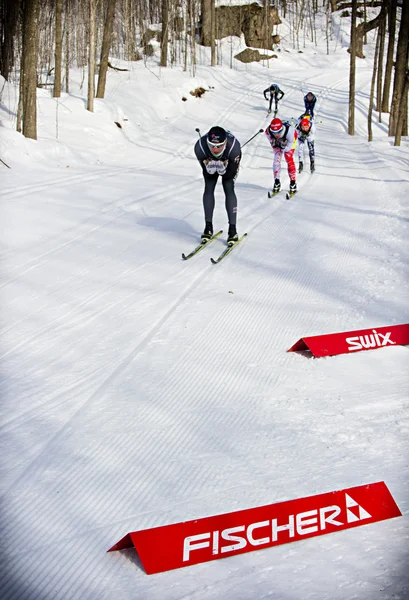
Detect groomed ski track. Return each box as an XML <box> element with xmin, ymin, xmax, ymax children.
<box><xmin>1</xmin><ymin>56</ymin><xmax>408</xmax><ymax>600</ymax></box>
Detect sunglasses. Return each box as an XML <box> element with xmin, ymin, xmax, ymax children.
<box><xmin>208</xmin><ymin>140</ymin><xmax>226</xmax><ymax>148</ymax></box>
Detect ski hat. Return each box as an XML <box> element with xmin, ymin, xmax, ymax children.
<box><xmin>207</xmin><ymin>126</ymin><xmax>227</xmax><ymax>146</ymax></box>
<box><xmin>300</xmin><ymin>118</ymin><xmax>311</xmax><ymax>130</ymax></box>
<box><xmin>306</xmin><ymin>92</ymin><xmax>314</xmax><ymax>100</ymax></box>
<box><xmin>269</xmin><ymin>118</ymin><xmax>284</xmax><ymax>135</ymax></box>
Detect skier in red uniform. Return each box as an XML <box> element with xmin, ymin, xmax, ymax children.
<box><xmin>265</xmin><ymin>117</ymin><xmax>298</xmax><ymax>195</ymax></box>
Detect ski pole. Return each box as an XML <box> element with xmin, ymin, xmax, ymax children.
<box><xmin>195</xmin><ymin>127</ymin><xmax>201</xmax><ymax>138</ymax></box>
<box><xmin>241</xmin><ymin>129</ymin><xmax>264</xmax><ymax>148</ymax></box>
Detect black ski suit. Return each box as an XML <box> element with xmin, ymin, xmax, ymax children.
<box><xmin>194</xmin><ymin>132</ymin><xmax>242</xmax><ymax>226</ymax></box>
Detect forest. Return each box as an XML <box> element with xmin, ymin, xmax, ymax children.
<box><xmin>0</xmin><ymin>0</ymin><xmax>407</xmax><ymax>144</ymax></box>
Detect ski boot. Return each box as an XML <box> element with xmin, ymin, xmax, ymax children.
<box><xmin>201</xmin><ymin>221</ymin><xmax>213</xmax><ymax>243</ymax></box>
<box><xmin>299</xmin><ymin>161</ymin><xmax>303</xmax><ymax>173</ymax></box>
<box><xmin>273</xmin><ymin>178</ymin><xmax>281</xmax><ymax>193</ymax></box>
<box><xmin>289</xmin><ymin>180</ymin><xmax>297</xmax><ymax>193</ymax></box>
<box><xmin>227</xmin><ymin>224</ymin><xmax>239</xmax><ymax>247</ymax></box>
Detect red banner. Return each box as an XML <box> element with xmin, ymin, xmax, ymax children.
<box><xmin>287</xmin><ymin>323</ymin><xmax>409</xmax><ymax>358</ymax></box>
<box><xmin>108</xmin><ymin>481</ymin><xmax>401</xmax><ymax>574</ymax></box>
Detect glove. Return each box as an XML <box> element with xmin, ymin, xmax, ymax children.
<box><xmin>204</xmin><ymin>159</ymin><xmax>217</xmax><ymax>174</ymax></box>
<box><xmin>204</xmin><ymin>159</ymin><xmax>228</xmax><ymax>175</ymax></box>
<box><xmin>216</xmin><ymin>160</ymin><xmax>228</xmax><ymax>175</ymax></box>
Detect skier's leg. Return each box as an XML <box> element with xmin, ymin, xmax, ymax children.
<box><xmin>273</xmin><ymin>148</ymin><xmax>283</xmax><ymax>180</ymax></box>
<box><xmin>284</xmin><ymin>148</ymin><xmax>296</xmax><ymax>181</ymax></box>
<box><xmin>298</xmin><ymin>137</ymin><xmax>305</xmax><ymax>162</ymax></box>
<box><xmin>202</xmin><ymin>173</ymin><xmax>218</xmax><ymax>223</ymax></box>
<box><xmin>308</xmin><ymin>139</ymin><xmax>315</xmax><ymax>162</ymax></box>
<box><xmin>221</xmin><ymin>177</ymin><xmax>238</xmax><ymax>226</ymax></box>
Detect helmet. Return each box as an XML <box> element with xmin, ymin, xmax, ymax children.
<box><xmin>269</xmin><ymin>118</ymin><xmax>284</xmax><ymax>135</ymax></box>
<box><xmin>300</xmin><ymin>118</ymin><xmax>311</xmax><ymax>130</ymax></box>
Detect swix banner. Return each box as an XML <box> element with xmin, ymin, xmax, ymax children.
<box><xmin>287</xmin><ymin>323</ymin><xmax>409</xmax><ymax>358</ymax></box>
<box><xmin>108</xmin><ymin>481</ymin><xmax>401</xmax><ymax>574</ymax></box>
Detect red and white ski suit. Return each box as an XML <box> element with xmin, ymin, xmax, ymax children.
<box><xmin>265</xmin><ymin>123</ymin><xmax>298</xmax><ymax>181</ymax></box>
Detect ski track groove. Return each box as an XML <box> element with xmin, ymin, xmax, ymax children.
<box><xmin>2</xmin><ymin>68</ymin><xmax>408</xmax><ymax>600</ymax></box>
<box><xmin>0</xmin><ymin>174</ymin><xmax>201</xmax><ymax>289</ymax></box>
<box><xmin>0</xmin><ymin>247</ymin><xmax>239</xmax><ymax>497</ymax></box>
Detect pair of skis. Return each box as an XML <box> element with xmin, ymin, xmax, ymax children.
<box><xmin>268</xmin><ymin>189</ymin><xmax>297</xmax><ymax>200</ymax></box>
<box><xmin>266</xmin><ymin>109</ymin><xmax>278</xmax><ymax>119</ymax></box>
<box><xmin>182</xmin><ymin>230</ymin><xmax>247</xmax><ymax>264</ymax></box>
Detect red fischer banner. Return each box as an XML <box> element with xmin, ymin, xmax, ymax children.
<box><xmin>108</xmin><ymin>481</ymin><xmax>401</xmax><ymax>574</ymax></box>
<box><xmin>287</xmin><ymin>323</ymin><xmax>409</xmax><ymax>358</ymax></box>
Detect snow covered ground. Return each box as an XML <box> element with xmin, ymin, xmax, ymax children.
<box><xmin>1</xmin><ymin>9</ymin><xmax>408</xmax><ymax>600</ymax></box>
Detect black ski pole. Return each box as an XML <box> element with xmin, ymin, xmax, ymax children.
<box><xmin>241</xmin><ymin>129</ymin><xmax>264</xmax><ymax>148</ymax></box>
<box><xmin>195</xmin><ymin>127</ymin><xmax>201</xmax><ymax>138</ymax></box>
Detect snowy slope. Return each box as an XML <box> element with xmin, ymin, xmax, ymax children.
<box><xmin>1</xmin><ymin>11</ymin><xmax>409</xmax><ymax>600</ymax></box>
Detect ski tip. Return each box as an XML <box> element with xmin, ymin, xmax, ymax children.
<box><xmin>182</xmin><ymin>253</ymin><xmax>187</xmax><ymax>260</ymax></box>
<box><xmin>210</xmin><ymin>258</ymin><xmax>217</xmax><ymax>264</ymax></box>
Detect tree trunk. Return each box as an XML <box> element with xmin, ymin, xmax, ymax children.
<box><xmin>160</xmin><ymin>0</ymin><xmax>168</xmax><ymax>67</ymax></box>
<box><xmin>20</xmin><ymin>0</ymin><xmax>39</xmax><ymax>139</ymax></box>
<box><xmin>394</xmin><ymin>75</ymin><xmax>408</xmax><ymax>146</ymax></box>
<box><xmin>348</xmin><ymin>0</ymin><xmax>357</xmax><ymax>135</ymax></box>
<box><xmin>381</xmin><ymin>0</ymin><xmax>397</xmax><ymax>112</ymax></box>
<box><xmin>375</xmin><ymin>4</ymin><xmax>386</xmax><ymax>116</ymax></box>
<box><xmin>389</xmin><ymin>0</ymin><xmax>409</xmax><ymax>136</ymax></box>
<box><xmin>368</xmin><ymin>26</ymin><xmax>380</xmax><ymax>141</ymax></box>
<box><xmin>65</xmin><ymin>0</ymin><xmax>70</xmax><ymax>93</ymax></box>
<box><xmin>354</xmin><ymin>0</ymin><xmax>387</xmax><ymax>59</ymax></box>
<box><xmin>87</xmin><ymin>0</ymin><xmax>96</xmax><ymax>112</ymax></box>
<box><xmin>53</xmin><ymin>0</ymin><xmax>63</xmax><ymax>97</ymax></box>
<box><xmin>96</xmin><ymin>0</ymin><xmax>117</xmax><ymax>98</ymax></box>
<box><xmin>210</xmin><ymin>0</ymin><xmax>215</xmax><ymax>66</ymax></box>
<box><xmin>201</xmin><ymin>0</ymin><xmax>211</xmax><ymax>46</ymax></box>
<box><xmin>0</xmin><ymin>0</ymin><xmax>22</xmax><ymax>80</ymax></box>
<box><xmin>189</xmin><ymin>0</ymin><xmax>196</xmax><ymax>76</ymax></box>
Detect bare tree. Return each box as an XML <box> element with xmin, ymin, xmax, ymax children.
<box><xmin>53</xmin><ymin>0</ymin><xmax>63</xmax><ymax>97</ymax></box>
<box><xmin>18</xmin><ymin>0</ymin><xmax>40</xmax><ymax>139</ymax></box>
<box><xmin>87</xmin><ymin>0</ymin><xmax>96</xmax><ymax>111</ymax></box>
<box><xmin>348</xmin><ymin>0</ymin><xmax>357</xmax><ymax>135</ymax></box>
<box><xmin>96</xmin><ymin>0</ymin><xmax>117</xmax><ymax>98</ymax></box>
<box><xmin>381</xmin><ymin>0</ymin><xmax>397</xmax><ymax>112</ymax></box>
<box><xmin>354</xmin><ymin>0</ymin><xmax>388</xmax><ymax>58</ymax></box>
<box><xmin>65</xmin><ymin>0</ymin><xmax>70</xmax><ymax>92</ymax></box>
<box><xmin>0</xmin><ymin>0</ymin><xmax>22</xmax><ymax>80</ymax></box>
<box><xmin>389</xmin><ymin>0</ymin><xmax>409</xmax><ymax>140</ymax></box>
<box><xmin>375</xmin><ymin>1</ymin><xmax>386</xmax><ymax>118</ymax></box>
<box><xmin>368</xmin><ymin>26</ymin><xmax>381</xmax><ymax>141</ymax></box>
<box><xmin>160</xmin><ymin>0</ymin><xmax>168</xmax><ymax>67</ymax></box>
<box><xmin>394</xmin><ymin>74</ymin><xmax>408</xmax><ymax>146</ymax></box>
<box><xmin>201</xmin><ymin>0</ymin><xmax>211</xmax><ymax>45</ymax></box>
<box><xmin>210</xmin><ymin>0</ymin><xmax>215</xmax><ymax>66</ymax></box>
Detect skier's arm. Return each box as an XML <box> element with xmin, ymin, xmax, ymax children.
<box><xmin>195</xmin><ymin>138</ymin><xmax>214</xmax><ymax>175</ymax></box>
<box><xmin>224</xmin><ymin>139</ymin><xmax>242</xmax><ymax>178</ymax></box>
<box><xmin>283</xmin><ymin>127</ymin><xmax>297</xmax><ymax>153</ymax></box>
